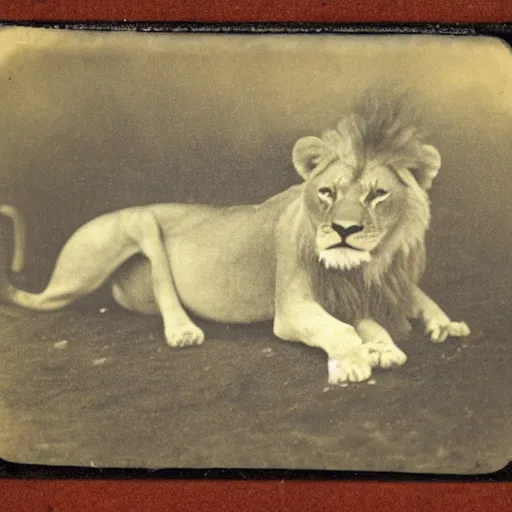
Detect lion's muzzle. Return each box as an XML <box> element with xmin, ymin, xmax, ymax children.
<box><xmin>329</xmin><ymin>222</ymin><xmax>365</xmax><ymax>250</ymax></box>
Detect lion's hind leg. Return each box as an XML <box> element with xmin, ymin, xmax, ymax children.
<box><xmin>119</xmin><ymin>208</ymin><xmax>205</xmax><ymax>348</ymax></box>
<box><xmin>1</xmin><ymin>207</ymin><xmax>205</xmax><ymax>348</ymax></box>
<box><xmin>110</xmin><ymin>254</ymin><xmax>205</xmax><ymax>348</ymax></box>
<box><xmin>356</xmin><ymin>318</ymin><xmax>408</xmax><ymax>370</ymax></box>
<box><xmin>0</xmin><ymin>212</ymin><xmax>142</xmax><ymax>311</ymax></box>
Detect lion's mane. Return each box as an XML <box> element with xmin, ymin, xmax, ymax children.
<box><xmin>299</xmin><ymin>92</ymin><xmax>433</xmax><ymax>330</ymax></box>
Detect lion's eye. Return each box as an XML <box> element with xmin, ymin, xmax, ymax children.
<box><xmin>366</xmin><ymin>188</ymin><xmax>390</xmax><ymax>204</ymax></box>
<box><xmin>318</xmin><ymin>187</ymin><xmax>336</xmax><ymax>203</ymax></box>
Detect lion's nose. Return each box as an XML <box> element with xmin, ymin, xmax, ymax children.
<box><xmin>331</xmin><ymin>222</ymin><xmax>364</xmax><ymax>238</ymax></box>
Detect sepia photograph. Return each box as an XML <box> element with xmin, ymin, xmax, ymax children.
<box><xmin>0</xmin><ymin>27</ymin><xmax>510</xmax><ymax>473</ymax></box>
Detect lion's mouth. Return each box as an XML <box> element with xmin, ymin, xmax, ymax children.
<box><xmin>319</xmin><ymin>245</ymin><xmax>372</xmax><ymax>270</ymax></box>
<box><xmin>327</xmin><ymin>241</ymin><xmax>364</xmax><ymax>251</ymax></box>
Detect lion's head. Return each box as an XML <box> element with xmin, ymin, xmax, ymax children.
<box><xmin>292</xmin><ymin>94</ymin><xmax>440</xmax><ymax>328</ymax></box>
<box><xmin>293</xmin><ymin>94</ymin><xmax>439</xmax><ymax>275</ymax></box>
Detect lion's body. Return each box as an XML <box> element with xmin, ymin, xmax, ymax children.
<box><xmin>0</xmin><ymin>93</ymin><xmax>470</xmax><ymax>384</ymax></box>
<box><xmin>114</xmin><ymin>183</ymin><xmax>423</xmax><ymax>333</ymax></box>
<box><xmin>112</xmin><ymin>186</ymin><xmax>302</xmax><ymax>323</ymax></box>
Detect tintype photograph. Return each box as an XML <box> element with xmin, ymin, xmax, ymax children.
<box><xmin>0</xmin><ymin>27</ymin><xmax>510</xmax><ymax>473</ymax></box>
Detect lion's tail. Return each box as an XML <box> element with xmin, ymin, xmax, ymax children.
<box><xmin>0</xmin><ymin>204</ymin><xmax>26</xmax><ymax>274</ymax></box>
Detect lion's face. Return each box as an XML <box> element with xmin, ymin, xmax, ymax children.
<box><xmin>292</xmin><ymin>114</ymin><xmax>441</xmax><ymax>272</ymax></box>
<box><xmin>304</xmin><ymin>159</ymin><xmax>405</xmax><ymax>270</ymax></box>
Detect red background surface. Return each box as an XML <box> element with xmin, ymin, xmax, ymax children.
<box><xmin>0</xmin><ymin>0</ymin><xmax>511</xmax><ymax>22</ymax></box>
<box><xmin>0</xmin><ymin>480</ymin><xmax>511</xmax><ymax>511</ymax></box>
<box><xmin>0</xmin><ymin>0</ymin><xmax>511</xmax><ymax>510</ymax></box>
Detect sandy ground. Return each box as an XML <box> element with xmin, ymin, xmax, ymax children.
<box><xmin>0</xmin><ymin>30</ymin><xmax>510</xmax><ymax>473</ymax></box>
<box><xmin>0</xmin><ymin>246</ymin><xmax>510</xmax><ymax>473</ymax></box>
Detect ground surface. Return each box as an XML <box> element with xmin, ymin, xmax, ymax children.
<box><xmin>0</xmin><ymin>254</ymin><xmax>510</xmax><ymax>473</ymax></box>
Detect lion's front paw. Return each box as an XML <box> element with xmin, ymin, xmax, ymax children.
<box><xmin>165</xmin><ymin>323</ymin><xmax>205</xmax><ymax>347</ymax></box>
<box><xmin>356</xmin><ymin>319</ymin><xmax>407</xmax><ymax>370</ymax></box>
<box><xmin>425</xmin><ymin>315</ymin><xmax>471</xmax><ymax>343</ymax></box>
<box><xmin>328</xmin><ymin>348</ymin><xmax>372</xmax><ymax>384</ymax></box>
<box><xmin>366</xmin><ymin>340</ymin><xmax>408</xmax><ymax>369</ymax></box>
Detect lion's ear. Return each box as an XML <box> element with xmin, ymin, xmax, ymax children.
<box><xmin>292</xmin><ymin>136</ymin><xmax>336</xmax><ymax>180</ymax></box>
<box><xmin>409</xmin><ymin>144</ymin><xmax>441</xmax><ymax>190</ymax></box>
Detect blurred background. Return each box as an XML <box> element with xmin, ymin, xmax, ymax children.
<box><xmin>0</xmin><ymin>28</ymin><xmax>510</xmax><ymax>472</ymax></box>
<box><xmin>0</xmin><ymin>30</ymin><xmax>510</xmax><ymax>285</ymax></box>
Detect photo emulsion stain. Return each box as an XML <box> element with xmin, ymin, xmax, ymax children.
<box><xmin>0</xmin><ymin>28</ymin><xmax>510</xmax><ymax>473</ymax></box>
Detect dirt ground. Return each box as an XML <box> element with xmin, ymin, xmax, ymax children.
<box><xmin>0</xmin><ymin>237</ymin><xmax>510</xmax><ymax>473</ymax></box>
<box><xmin>0</xmin><ymin>30</ymin><xmax>511</xmax><ymax>474</ymax></box>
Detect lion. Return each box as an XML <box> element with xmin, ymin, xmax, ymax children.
<box><xmin>0</xmin><ymin>93</ymin><xmax>470</xmax><ymax>385</ymax></box>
